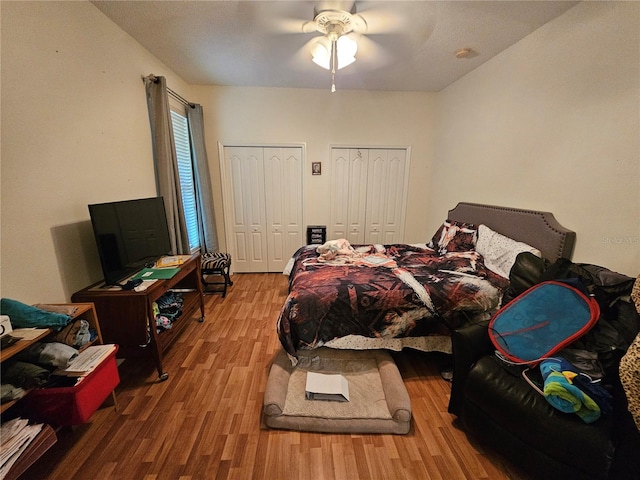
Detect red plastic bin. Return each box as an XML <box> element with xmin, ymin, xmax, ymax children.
<box><xmin>24</xmin><ymin>345</ymin><xmax>119</xmax><ymax>426</ymax></box>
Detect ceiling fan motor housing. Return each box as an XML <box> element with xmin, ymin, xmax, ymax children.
<box><xmin>314</xmin><ymin>9</ymin><xmax>363</xmax><ymax>39</ymax></box>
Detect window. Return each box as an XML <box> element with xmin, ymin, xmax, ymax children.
<box><xmin>170</xmin><ymin>110</ymin><xmax>200</xmax><ymax>252</ymax></box>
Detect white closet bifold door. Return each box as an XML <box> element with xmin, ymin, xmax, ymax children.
<box><xmin>264</xmin><ymin>147</ymin><xmax>303</xmax><ymax>272</ymax></box>
<box><xmin>366</xmin><ymin>149</ymin><xmax>407</xmax><ymax>244</ymax></box>
<box><xmin>223</xmin><ymin>146</ymin><xmax>303</xmax><ymax>273</ymax></box>
<box><xmin>330</xmin><ymin>147</ymin><xmax>408</xmax><ymax>245</ymax></box>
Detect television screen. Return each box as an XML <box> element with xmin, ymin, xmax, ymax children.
<box><xmin>89</xmin><ymin>197</ymin><xmax>172</xmax><ymax>285</ymax></box>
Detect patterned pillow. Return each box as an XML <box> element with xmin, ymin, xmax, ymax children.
<box><xmin>476</xmin><ymin>224</ymin><xmax>541</xmax><ymax>278</ymax></box>
<box><xmin>428</xmin><ymin>220</ymin><xmax>477</xmax><ymax>255</ymax></box>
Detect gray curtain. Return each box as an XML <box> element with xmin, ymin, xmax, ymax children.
<box><xmin>143</xmin><ymin>75</ymin><xmax>190</xmax><ymax>255</ymax></box>
<box><xmin>187</xmin><ymin>105</ymin><xmax>219</xmax><ymax>253</ymax></box>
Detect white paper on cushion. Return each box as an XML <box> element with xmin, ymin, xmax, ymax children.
<box><xmin>476</xmin><ymin>224</ymin><xmax>542</xmax><ymax>279</ymax></box>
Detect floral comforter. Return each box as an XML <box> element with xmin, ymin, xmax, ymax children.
<box><xmin>277</xmin><ymin>242</ymin><xmax>509</xmax><ymax>358</ymax></box>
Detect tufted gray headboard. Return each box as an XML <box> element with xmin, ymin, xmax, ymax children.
<box><xmin>448</xmin><ymin>202</ymin><xmax>576</xmax><ymax>263</ymax></box>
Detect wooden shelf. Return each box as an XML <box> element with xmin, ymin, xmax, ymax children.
<box><xmin>1</xmin><ymin>302</ymin><xmax>114</xmax><ymax>479</ymax></box>
<box><xmin>0</xmin><ymin>329</ymin><xmax>51</xmax><ymax>363</ymax></box>
<box><xmin>71</xmin><ymin>254</ymin><xmax>205</xmax><ymax>381</ymax></box>
<box><xmin>1</xmin><ymin>328</ymin><xmax>53</xmax><ymax>416</ymax></box>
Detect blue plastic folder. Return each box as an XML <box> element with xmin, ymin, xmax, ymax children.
<box><xmin>132</xmin><ymin>267</ymin><xmax>180</xmax><ymax>281</ymax></box>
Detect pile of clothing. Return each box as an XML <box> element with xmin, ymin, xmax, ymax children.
<box><xmin>502</xmin><ymin>255</ymin><xmax>640</xmax><ymax>424</ymax></box>
<box><xmin>539</xmin><ymin>354</ymin><xmax>612</xmax><ymax>423</ymax></box>
<box><xmin>539</xmin><ymin>274</ymin><xmax>640</xmax><ymax>427</ymax></box>
<box><xmin>2</xmin><ymin>341</ymin><xmax>80</xmax><ymax>402</ymax></box>
<box><xmin>0</xmin><ymin>301</ymin><xmax>98</xmax><ymax>403</ymax></box>
<box><xmin>153</xmin><ymin>291</ymin><xmax>183</xmax><ymax>333</ymax></box>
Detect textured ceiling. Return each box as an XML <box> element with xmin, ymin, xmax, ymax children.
<box><xmin>92</xmin><ymin>0</ymin><xmax>578</xmax><ymax>92</ymax></box>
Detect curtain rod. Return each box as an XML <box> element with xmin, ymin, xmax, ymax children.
<box><xmin>167</xmin><ymin>88</ymin><xmax>195</xmax><ymax>109</ymax></box>
<box><xmin>143</xmin><ymin>74</ymin><xmax>195</xmax><ymax>108</ymax></box>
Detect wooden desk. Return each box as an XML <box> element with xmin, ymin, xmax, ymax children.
<box><xmin>71</xmin><ymin>254</ymin><xmax>204</xmax><ymax>381</ymax></box>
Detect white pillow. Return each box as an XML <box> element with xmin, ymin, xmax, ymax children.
<box><xmin>476</xmin><ymin>224</ymin><xmax>542</xmax><ymax>279</ymax></box>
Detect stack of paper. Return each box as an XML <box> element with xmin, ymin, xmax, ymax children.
<box><xmin>0</xmin><ymin>418</ymin><xmax>43</xmax><ymax>478</ymax></box>
<box><xmin>305</xmin><ymin>371</ymin><xmax>350</xmax><ymax>402</ymax></box>
<box><xmin>155</xmin><ymin>255</ymin><xmax>191</xmax><ymax>268</ymax></box>
<box><xmin>56</xmin><ymin>344</ymin><xmax>116</xmax><ymax>377</ymax></box>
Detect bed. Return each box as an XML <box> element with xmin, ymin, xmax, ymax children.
<box><xmin>277</xmin><ymin>202</ymin><xmax>576</xmax><ymax>361</ymax></box>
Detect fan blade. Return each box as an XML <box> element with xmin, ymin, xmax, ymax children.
<box><xmin>289</xmin><ymin>37</ymin><xmax>324</xmax><ymax>70</ymax></box>
<box><xmin>350</xmin><ymin>13</ymin><xmax>368</xmax><ymax>34</ymax></box>
<box><xmin>266</xmin><ymin>16</ymin><xmax>317</xmax><ymax>34</ymax></box>
<box><xmin>353</xmin><ymin>4</ymin><xmax>404</xmax><ymax>35</ymax></box>
<box><xmin>302</xmin><ymin>20</ymin><xmax>318</xmax><ymax>34</ymax></box>
<box><xmin>352</xmin><ymin>34</ymin><xmax>393</xmax><ymax>69</ymax></box>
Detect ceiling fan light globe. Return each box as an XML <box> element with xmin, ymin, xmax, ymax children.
<box><xmin>312</xmin><ymin>56</ymin><xmax>331</xmax><ymax>70</ymax></box>
<box><xmin>337</xmin><ymin>55</ymin><xmax>356</xmax><ymax>70</ymax></box>
<box><xmin>336</xmin><ymin>35</ymin><xmax>357</xmax><ymax>69</ymax></box>
<box><xmin>338</xmin><ymin>35</ymin><xmax>357</xmax><ymax>55</ymax></box>
<box><xmin>311</xmin><ymin>42</ymin><xmax>330</xmax><ymax>70</ymax></box>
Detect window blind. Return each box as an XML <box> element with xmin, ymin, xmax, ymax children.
<box><xmin>170</xmin><ymin>110</ymin><xmax>199</xmax><ymax>252</ymax></box>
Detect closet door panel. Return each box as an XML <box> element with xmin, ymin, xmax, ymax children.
<box><xmin>225</xmin><ymin>147</ymin><xmax>268</xmax><ymax>272</ymax></box>
<box><xmin>228</xmin><ymin>148</ymin><xmax>250</xmax><ymax>267</ymax></box>
<box><xmin>365</xmin><ymin>150</ymin><xmax>389</xmax><ymax>244</ymax></box>
<box><xmin>234</xmin><ymin>232</ymin><xmax>248</xmax><ymax>262</ymax></box>
<box><xmin>330</xmin><ymin>149</ymin><xmax>350</xmax><ymax>240</ymax></box>
<box><xmin>330</xmin><ymin>146</ymin><xmax>408</xmax><ymax>246</ymax></box>
<box><xmin>347</xmin><ymin>149</ymin><xmax>368</xmax><ymax>244</ymax></box>
<box><xmin>361</xmin><ymin>148</ymin><xmax>408</xmax><ymax>244</ymax></box>
<box><xmin>264</xmin><ymin>148</ymin><xmax>284</xmax><ymax>269</ymax></box>
<box><xmin>264</xmin><ymin>147</ymin><xmax>303</xmax><ymax>271</ymax></box>
<box><xmin>250</xmin><ymin>230</ymin><xmax>267</xmax><ymax>264</ymax></box>
<box><xmin>381</xmin><ymin>149</ymin><xmax>407</xmax><ymax>243</ymax></box>
<box><xmin>281</xmin><ymin>148</ymin><xmax>303</xmax><ymax>262</ymax></box>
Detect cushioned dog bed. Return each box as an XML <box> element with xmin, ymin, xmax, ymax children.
<box><xmin>263</xmin><ymin>348</ymin><xmax>411</xmax><ymax>434</ymax></box>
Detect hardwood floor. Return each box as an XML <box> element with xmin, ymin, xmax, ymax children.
<box><xmin>26</xmin><ymin>273</ymin><xmax>529</xmax><ymax>480</ymax></box>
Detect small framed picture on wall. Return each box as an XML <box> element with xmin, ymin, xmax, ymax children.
<box><xmin>312</xmin><ymin>162</ymin><xmax>322</xmax><ymax>175</ymax></box>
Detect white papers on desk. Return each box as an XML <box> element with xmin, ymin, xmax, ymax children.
<box><xmin>305</xmin><ymin>371</ymin><xmax>350</xmax><ymax>402</ymax></box>
<box><xmin>134</xmin><ymin>279</ymin><xmax>158</xmax><ymax>292</ymax></box>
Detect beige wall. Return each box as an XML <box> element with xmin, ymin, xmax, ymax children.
<box><xmin>190</xmin><ymin>85</ymin><xmax>436</xmax><ymax>253</ymax></box>
<box><xmin>1</xmin><ymin>1</ymin><xmax>435</xmax><ymax>303</ymax></box>
<box><xmin>431</xmin><ymin>1</ymin><xmax>639</xmax><ymax>276</ymax></box>
<box><xmin>1</xmin><ymin>1</ymin><xmax>638</xmax><ymax>305</ymax></box>
<box><xmin>1</xmin><ymin>1</ymin><xmax>191</xmax><ymax>302</ymax></box>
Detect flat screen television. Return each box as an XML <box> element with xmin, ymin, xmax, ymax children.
<box><xmin>88</xmin><ymin>197</ymin><xmax>172</xmax><ymax>285</ymax></box>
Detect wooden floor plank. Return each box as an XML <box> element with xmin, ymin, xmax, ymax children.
<box><xmin>24</xmin><ymin>273</ymin><xmax>529</xmax><ymax>480</ymax></box>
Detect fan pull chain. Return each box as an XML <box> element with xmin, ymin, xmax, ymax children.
<box><xmin>330</xmin><ymin>37</ymin><xmax>337</xmax><ymax>92</ymax></box>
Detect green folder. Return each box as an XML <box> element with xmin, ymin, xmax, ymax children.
<box><xmin>132</xmin><ymin>267</ymin><xmax>180</xmax><ymax>281</ymax></box>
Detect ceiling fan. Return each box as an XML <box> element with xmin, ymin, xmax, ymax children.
<box><xmin>308</xmin><ymin>9</ymin><xmax>364</xmax><ymax>63</ymax></box>
<box><xmin>272</xmin><ymin>1</ymin><xmax>400</xmax><ymax>92</ymax></box>
<box><xmin>306</xmin><ymin>6</ymin><xmax>366</xmax><ymax>91</ymax></box>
